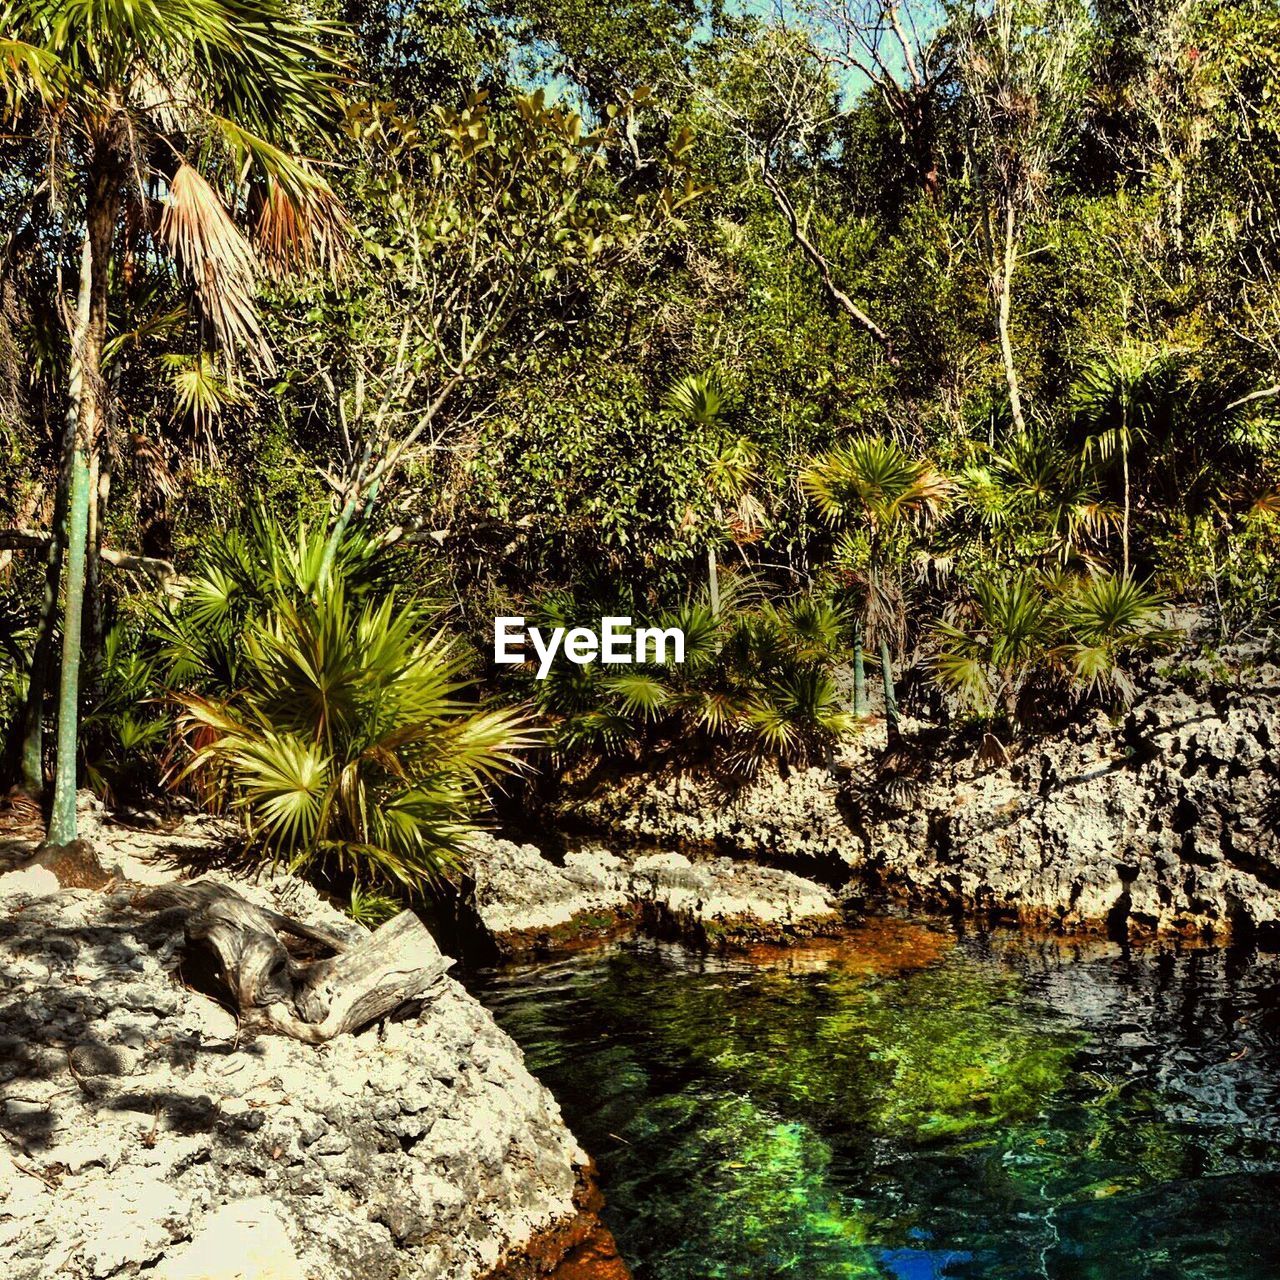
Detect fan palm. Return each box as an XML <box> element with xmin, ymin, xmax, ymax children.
<box><xmin>1072</xmin><ymin>342</ymin><xmax>1179</xmax><ymax>577</ymax></box>
<box><xmin>531</xmin><ymin>593</ymin><xmax>851</xmax><ymax>775</ymax></box>
<box><xmin>801</xmin><ymin>436</ymin><xmax>949</xmax><ymax>732</ymax></box>
<box><xmin>959</xmin><ymin>430</ymin><xmax>1112</xmax><ymax>567</ymax></box>
<box><xmin>929</xmin><ymin>571</ymin><xmax>1178</xmax><ymax>734</ymax></box>
<box><xmin>666</xmin><ymin>371</ymin><xmax>763</xmax><ymax>615</ymax></box>
<box><xmin>177</xmin><ymin>586</ymin><xmax>533</xmax><ymax>891</ymax></box>
<box><xmin>149</xmin><ymin>509</ymin><xmax>403</xmax><ymax>694</ymax></box>
<box><xmin>929</xmin><ymin>573</ymin><xmax>1058</xmax><ymax>726</ymax></box>
<box><xmin>3</xmin><ymin>0</ymin><xmax>349</xmax><ymax>842</ymax></box>
<box><xmin>1056</xmin><ymin>574</ymin><xmax>1178</xmax><ymax>703</ymax></box>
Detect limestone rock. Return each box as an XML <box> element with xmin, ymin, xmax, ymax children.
<box><xmin>0</xmin><ymin>873</ymin><xmax>594</xmax><ymax>1279</ymax></box>
<box><xmin>561</xmin><ymin>659</ymin><xmax>1280</xmax><ymax>941</ymax></box>
<box><xmin>565</xmin><ymin>764</ymin><xmax>858</xmax><ymax>875</ymax></box>
<box><xmin>0</xmin><ymin>865</ymin><xmax>59</xmax><ymax>899</ymax></box>
<box><xmin>466</xmin><ymin>833</ymin><xmax>842</xmax><ymax>952</ymax></box>
<box><xmin>154</xmin><ymin>1199</ymin><xmax>302</xmax><ymax>1280</ymax></box>
<box><xmin>468</xmin><ymin>833</ymin><xmax>631</xmax><ymax>939</ymax></box>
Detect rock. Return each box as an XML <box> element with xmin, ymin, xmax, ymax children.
<box><xmin>0</xmin><ymin>865</ymin><xmax>59</xmax><ymax>900</ymax></box>
<box><xmin>561</xmin><ymin>659</ymin><xmax>1280</xmax><ymax>941</ymax></box>
<box><xmin>563</xmin><ymin>765</ymin><xmax>858</xmax><ymax>878</ymax></box>
<box><xmin>0</xmin><ymin>790</ymin><xmax>242</xmax><ymax>888</ymax></box>
<box><xmin>154</xmin><ymin>1198</ymin><xmax>302</xmax><ymax>1280</ymax></box>
<box><xmin>469</xmin><ymin>833</ymin><xmax>632</xmax><ymax>946</ymax></box>
<box><xmin>630</xmin><ymin>851</ymin><xmax>841</xmax><ymax>943</ymax></box>
<box><xmin>466</xmin><ymin>833</ymin><xmax>842</xmax><ymax>953</ymax></box>
<box><xmin>0</xmin><ymin>873</ymin><xmax>600</xmax><ymax>1280</ymax></box>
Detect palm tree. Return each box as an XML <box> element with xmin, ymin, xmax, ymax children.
<box><xmin>1056</xmin><ymin>573</ymin><xmax>1179</xmax><ymax>704</ymax></box>
<box><xmin>928</xmin><ymin>573</ymin><xmax>1057</xmax><ymax>728</ymax></box>
<box><xmin>801</xmin><ymin>436</ymin><xmax>948</xmax><ymax>734</ymax></box>
<box><xmin>2</xmin><ymin>0</ymin><xmax>348</xmax><ymax>843</ymax></box>
<box><xmin>169</xmin><ymin>517</ymin><xmax>533</xmax><ymax>890</ymax></box>
<box><xmin>665</xmin><ymin>371</ymin><xmax>763</xmax><ymax>614</ymax></box>
<box><xmin>956</xmin><ymin>429</ymin><xmax>1113</xmax><ymax>568</ymax></box>
<box><xmin>1071</xmin><ymin>342</ymin><xmax>1178</xmax><ymax>576</ymax></box>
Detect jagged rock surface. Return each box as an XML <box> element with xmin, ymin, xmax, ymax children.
<box><xmin>563</xmin><ymin>663</ymin><xmax>1280</xmax><ymax>940</ymax></box>
<box><xmin>558</xmin><ymin>768</ymin><xmax>857</xmax><ymax>874</ymax></box>
<box><xmin>466</xmin><ymin>833</ymin><xmax>842</xmax><ymax>952</ymax></box>
<box><xmin>0</xmin><ymin>871</ymin><xmax>593</xmax><ymax>1279</ymax></box>
<box><xmin>469</xmin><ymin>837</ymin><xmax>633</xmax><ymax>940</ymax></box>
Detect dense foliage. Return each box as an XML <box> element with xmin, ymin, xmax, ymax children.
<box><xmin>2</xmin><ymin>0</ymin><xmax>1279</xmax><ymax>888</ymax></box>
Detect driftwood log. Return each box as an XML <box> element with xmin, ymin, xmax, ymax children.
<box><xmin>138</xmin><ymin>879</ymin><xmax>452</xmax><ymax>1043</ymax></box>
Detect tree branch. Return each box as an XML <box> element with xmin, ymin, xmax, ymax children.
<box><xmin>0</xmin><ymin>529</ymin><xmax>176</xmax><ymax>583</ymax></box>
<box><xmin>759</xmin><ymin>161</ymin><xmax>899</xmax><ymax>365</ymax></box>
<box><xmin>1225</xmin><ymin>383</ymin><xmax>1280</xmax><ymax>412</ymax></box>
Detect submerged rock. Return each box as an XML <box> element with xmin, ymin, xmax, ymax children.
<box><xmin>466</xmin><ymin>832</ymin><xmax>843</xmax><ymax>954</ymax></box>
<box><xmin>0</xmin><ymin>872</ymin><xmax>608</xmax><ymax>1279</ymax></box>
<box><xmin>562</xmin><ymin>661</ymin><xmax>1280</xmax><ymax>941</ymax></box>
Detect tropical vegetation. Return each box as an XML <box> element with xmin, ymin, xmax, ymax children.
<box><xmin>1</xmin><ymin>0</ymin><xmax>1278</xmax><ymax>900</ymax></box>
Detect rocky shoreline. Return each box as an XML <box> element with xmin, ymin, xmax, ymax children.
<box><xmin>559</xmin><ymin>656</ymin><xmax>1280</xmax><ymax>943</ymax></box>
<box><xmin>0</xmin><ymin>830</ymin><xmax>619</xmax><ymax>1280</ymax></box>
<box><xmin>465</xmin><ymin>833</ymin><xmax>845</xmax><ymax>956</ymax></box>
<box><xmin>4</xmin><ymin>649</ymin><xmax>1277</xmax><ymax>1278</ymax></box>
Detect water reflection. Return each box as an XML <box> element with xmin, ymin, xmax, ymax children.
<box><xmin>468</xmin><ymin>920</ymin><xmax>1280</xmax><ymax>1279</ymax></box>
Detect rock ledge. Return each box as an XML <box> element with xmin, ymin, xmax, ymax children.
<box><xmin>0</xmin><ymin>870</ymin><xmax>603</xmax><ymax>1279</ymax></box>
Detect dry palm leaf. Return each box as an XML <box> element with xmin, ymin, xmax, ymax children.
<box><xmin>253</xmin><ymin>172</ymin><xmax>348</xmax><ymax>277</ymax></box>
<box><xmin>157</xmin><ymin>163</ymin><xmax>273</xmax><ymax>372</ymax></box>
<box><xmin>131</xmin><ymin>432</ymin><xmax>179</xmax><ymax>501</ymax></box>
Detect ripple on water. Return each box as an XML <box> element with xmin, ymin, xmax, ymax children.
<box><xmin>468</xmin><ymin>920</ymin><xmax>1280</xmax><ymax>1280</ymax></box>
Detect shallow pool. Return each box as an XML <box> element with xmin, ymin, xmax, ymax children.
<box><xmin>468</xmin><ymin>919</ymin><xmax>1280</xmax><ymax>1279</ymax></box>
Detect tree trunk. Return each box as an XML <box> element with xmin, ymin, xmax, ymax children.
<box><xmin>47</xmin><ymin>416</ymin><xmax>92</xmax><ymax>845</ymax></box>
<box><xmin>48</xmin><ymin>159</ymin><xmax>118</xmax><ymax>847</ymax></box>
<box><xmin>10</xmin><ymin>237</ymin><xmax>95</xmax><ymax>799</ymax></box>
<box><xmin>995</xmin><ymin>202</ymin><xmax>1026</xmax><ymax>435</ymax></box>
<box><xmin>852</xmin><ymin>618</ymin><xmax>867</xmax><ymax>718</ymax></box>
<box><xmin>1121</xmin><ymin>435</ymin><xmax>1131</xmax><ymax>578</ymax></box>
<box><xmin>879</xmin><ymin>637</ymin><xmax>900</xmax><ymax>740</ymax></box>
<box><xmin>707</xmin><ymin>545</ymin><xmax>720</xmax><ymax>616</ymax></box>
<box><xmin>85</xmin><ymin>448</ymin><xmax>105</xmax><ymax>659</ymax></box>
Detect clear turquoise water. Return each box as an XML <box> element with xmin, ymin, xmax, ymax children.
<box><xmin>468</xmin><ymin>920</ymin><xmax>1280</xmax><ymax>1280</ymax></box>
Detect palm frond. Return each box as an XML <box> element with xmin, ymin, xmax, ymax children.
<box><xmin>157</xmin><ymin>162</ymin><xmax>272</xmax><ymax>371</ymax></box>
<box><xmin>603</xmin><ymin>672</ymin><xmax>670</xmax><ymax>719</ymax></box>
<box><xmin>663</xmin><ymin>369</ymin><xmax>736</xmax><ymax>427</ymax></box>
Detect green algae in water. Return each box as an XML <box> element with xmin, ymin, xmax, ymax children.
<box><xmin>471</xmin><ymin>925</ymin><xmax>1280</xmax><ymax>1279</ymax></box>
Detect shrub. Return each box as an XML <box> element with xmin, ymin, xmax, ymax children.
<box><xmin>927</xmin><ymin>571</ymin><xmax>1179</xmax><ymax>732</ymax></box>
<box><xmin>160</xmin><ymin>514</ymin><xmax>531</xmax><ymax>891</ymax></box>
<box><xmin>530</xmin><ymin>583</ymin><xmax>854</xmax><ymax>777</ymax></box>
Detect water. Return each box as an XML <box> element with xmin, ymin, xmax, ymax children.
<box><xmin>466</xmin><ymin>918</ymin><xmax>1280</xmax><ymax>1280</ymax></box>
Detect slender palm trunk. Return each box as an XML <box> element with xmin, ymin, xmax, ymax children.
<box><xmin>996</xmin><ymin>202</ymin><xmax>1026</xmax><ymax>435</ymax></box>
<box><xmin>852</xmin><ymin>617</ymin><xmax>867</xmax><ymax>718</ymax></box>
<box><xmin>48</xmin><ymin>437</ymin><xmax>92</xmax><ymax>844</ymax></box>
<box><xmin>318</xmin><ymin>439</ymin><xmax>376</xmax><ymax>584</ymax></box>
<box><xmin>707</xmin><ymin>545</ymin><xmax>720</xmax><ymax>616</ymax></box>
<box><xmin>48</xmin><ymin>165</ymin><xmax>117</xmax><ymax>846</ymax></box>
<box><xmin>879</xmin><ymin>637</ymin><xmax>899</xmax><ymax>739</ymax></box>
<box><xmin>85</xmin><ymin>448</ymin><xmax>107</xmax><ymax>657</ymax></box>
<box><xmin>1121</xmin><ymin>436</ymin><xmax>1131</xmax><ymax>578</ymax></box>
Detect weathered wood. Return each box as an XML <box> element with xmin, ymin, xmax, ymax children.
<box><xmin>137</xmin><ymin>879</ymin><xmax>451</xmax><ymax>1043</ymax></box>
<box><xmin>141</xmin><ymin>880</ymin><xmax>351</xmax><ymax>953</ymax></box>
<box><xmin>290</xmin><ymin>910</ymin><xmax>450</xmax><ymax>1040</ymax></box>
